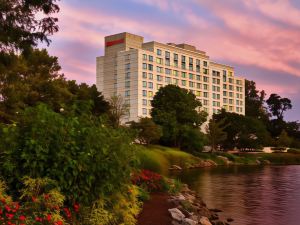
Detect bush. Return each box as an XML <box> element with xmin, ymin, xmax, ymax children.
<box><xmin>0</xmin><ymin>104</ymin><xmax>137</xmax><ymax>205</ymax></box>
<box><xmin>287</xmin><ymin>148</ymin><xmax>300</xmax><ymax>154</ymax></box>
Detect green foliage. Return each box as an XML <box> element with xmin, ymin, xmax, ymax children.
<box><xmin>137</xmin><ymin>145</ymin><xmax>200</xmax><ymax>174</ymax></box>
<box><xmin>151</xmin><ymin>85</ymin><xmax>207</xmax><ymax>148</ymax></box>
<box><xmin>130</xmin><ymin>117</ymin><xmax>162</xmax><ymax>145</ymax></box>
<box><xmin>276</xmin><ymin>130</ymin><xmax>292</xmax><ymax>147</ymax></box>
<box><xmin>266</xmin><ymin>94</ymin><xmax>292</xmax><ymax>120</ymax></box>
<box><xmin>206</xmin><ymin>119</ymin><xmax>227</xmax><ymax>151</ymax></box>
<box><xmin>107</xmin><ymin>95</ymin><xmax>129</xmax><ymax>128</ymax></box>
<box><xmin>213</xmin><ymin>110</ymin><xmax>270</xmax><ymax>150</ymax></box>
<box><xmin>87</xmin><ymin>186</ymin><xmax>142</xmax><ymax>225</ymax></box>
<box><xmin>287</xmin><ymin>149</ymin><xmax>300</xmax><ymax>154</ymax></box>
<box><xmin>180</xmin><ymin>126</ymin><xmax>207</xmax><ymax>153</ymax></box>
<box><xmin>0</xmin><ymin>104</ymin><xmax>137</xmax><ymax>205</ymax></box>
<box><xmin>0</xmin><ymin>0</ymin><xmax>59</xmax><ymax>54</ymax></box>
<box><xmin>0</xmin><ymin>48</ymin><xmax>109</xmax><ymax>123</ymax></box>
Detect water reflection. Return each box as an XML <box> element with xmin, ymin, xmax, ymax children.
<box><xmin>172</xmin><ymin>166</ymin><xmax>300</xmax><ymax>225</ymax></box>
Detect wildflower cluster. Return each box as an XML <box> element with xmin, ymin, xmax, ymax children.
<box><xmin>131</xmin><ymin>169</ymin><xmax>164</xmax><ymax>192</ymax></box>
<box><xmin>0</xmin><ymin>195</ymin><xmax>80</xmax><ymax>225</ymax></box>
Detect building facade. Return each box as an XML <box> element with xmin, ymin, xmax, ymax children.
<box><xmin>96</xmin><ymin>32</ymin><xmax>245</xmax><ymax>123</ymax></box>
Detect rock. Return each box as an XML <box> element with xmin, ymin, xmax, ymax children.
<box><xmin>262</xmin><ymin>160</ymin><xmax>271</xmax><ymax>165</ymax></box>
<box><xmin>210</xmin><ymin>208</ymin><xmax>223</xmax><ymax>213</ymax></box>
<box><xmin>184</xmin><ymin>193</ymin><xmax>196</xmax><ymax>202</ymax></box>
<box><xmin>227</xmin><ymin>218</ymin><xmax>234</xmax><ymax>222</ymax></box>
<box><xmin>169</xmin><ymin>165</ymin><xmax>183</xmax><ymax>170</ymax></box>
<box><xmin>199</xmin><ymin>216</ymin><xmax>212</xmax><ymax>225</ymax></box>
<box><xmin>217</xmin><ymin>156</ymin><xmax>231</xmax><ymax>165</ymax></box>
<box><xmin>168</xmin><ymin>208</ymin><xmax>185</xmax><ymax>222</ymax></box>
<box><xmin>183</xmin><ymin>218</ymin><xmax>198</xmax><ymax>225</ymax></box>
<box><xmin>177</xmin><ymin>194</ymin><xmax>186</xmax><ymax>201</ymax></box>
<box><xmin>172</xmin><ymin>221</ymin><xmax>181</xmax><ymax>225</ymax></box>
<box><xmin>214</xmin><ymin>221</ymin><xmax>226</xmax><ymax>225</ymax></box>
<box><xmin>210</xmin><ymin>213</ymin><xmax>219</xmax><ymax>220</ymax></box>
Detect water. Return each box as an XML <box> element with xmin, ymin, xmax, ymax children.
<box><xmin>172</xmin><ymin>166</ymin><xmax>300</xmax><ymax>225</ymax></box>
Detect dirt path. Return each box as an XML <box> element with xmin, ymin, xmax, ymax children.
<box><xmin>137</xmin><ymin>193</ymin><xmax>174</xmax><ymax>225</ymax></box>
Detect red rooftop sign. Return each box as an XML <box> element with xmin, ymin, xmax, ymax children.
<box><xmin>105</xmin><ymin>38</ymin><xmax>125</xmax><ymax>47</ymax></box>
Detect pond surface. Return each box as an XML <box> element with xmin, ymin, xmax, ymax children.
<box><xmin>172</xmin><ymin>165</ymin><xmax>300</xmax><ymax>225</ymax></box>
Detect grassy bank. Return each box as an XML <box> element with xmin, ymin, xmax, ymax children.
<box><xmin>137</xmin><ymin>145</ymin><xmax>300</xmax><ymax>174</ymax></box>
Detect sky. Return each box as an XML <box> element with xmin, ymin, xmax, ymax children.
<box><xmin>45</xmin><ymin>0</ymin><xmax>300</xmax><ymax>121</ymax></box>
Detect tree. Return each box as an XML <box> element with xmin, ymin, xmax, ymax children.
<box><xmin>245</xmin><ymin>80</ymin><xmax>269</xmax><ymax>120</ymax></box>
<box><xmin>266</xmin><ymin>93</ymin><xmax>292</xmax><ymax>120</ymax></box>
<box><xmin>276</xmin><ymin>130</ymin><xmax>292</xmax><ymax>147</ymax></box>
<box><xmin>151</xmin><ymin>85</ymin><xmax>207</xmax><ymax>147</ymax></box>
<box><xmin>205</xmin><ymin>119</ymin><xmax>227</xmax><ymax>152</ymax></box>
<box><xmin>0</xmin><ymin>0</ymin><xmax>59</xmax><ymax>54</ymax></box>
<box><xmin>130</xmin><ymin>118</ymin><xmax>162</xmax><ymax>145</ymax></box>
<box><xmin>0</xmin><ymin>48</ymin><xmax>109</xmax><ymax>122</ymax></box>
<box><xmin>108</xmin><ymin>95</ymin><xmax>129</xmax><ymax>128</ymax></box>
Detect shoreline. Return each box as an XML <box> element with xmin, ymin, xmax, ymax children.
<box><xmin>138</xmin><ymin>184</ymin><xmax>232</xmax><ymax>225</ymax></box>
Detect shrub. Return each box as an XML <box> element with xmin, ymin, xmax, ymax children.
<box><xmin>131</xmin><ymin>169</ymin><xmax>164</xmax><ymax>192</ymax></box>
<box><xmin>0</xmin><ymin>104</ymin><xmax>137</xmax><ymax>205</ymax></box>
<box><xmin>287</xmin><ymin>148</ymin><xmax>300</xmax><ymax>154</ymax></box>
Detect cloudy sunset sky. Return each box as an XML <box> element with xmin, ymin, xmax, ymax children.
<box><xmin>46</xmin><ymin>0</ymin><xmax>300</xmax><ymax>121</ymax></box>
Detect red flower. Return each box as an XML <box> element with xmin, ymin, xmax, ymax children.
<box><xmin>73</xmin><ymin>203</ymin><xmax>80</xmax><ymax>213</ymax></box>
<box><xmin>46</xmin><ymin>214</ymin><xmax>52</xmax><ymax>221</ymax></box>
<box><xmin>31</xmin><ymin>196</ymin><xmax>37</xmax><ymax>202</ymax></box>
<box><xmin>19</xmin><ymin>215</ymin><xmax>26</xmax><ymax>221</ymax></box>
<box><xmin>55</xmin><ymin>220</ymin><xmax>63</xmax><ymax>225</ymax></box>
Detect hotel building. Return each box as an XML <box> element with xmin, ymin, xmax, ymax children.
<box><xmin>96</xmin><ymin>32</ymin><xmax>245</xmax><ymax>123</ymax></box>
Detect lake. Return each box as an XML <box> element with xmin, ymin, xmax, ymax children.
<box><xmin>172</xmin><ymin>165</ymin><xmax>300</xmax><ymax>225</ymax></box>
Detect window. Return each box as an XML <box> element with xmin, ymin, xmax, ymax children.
<box><xmin>203</xmin><ymin>76</ymin><xmax>209</xmax><ymax>82</ymax></box>
<box><xmin>142</xmin><ymin>90</ymin><xmax>147</xmax><ymax>97</ymax></box>
<box><xmin>125</xmin><ymin>90</ymin><xmax>130</xmax><ymax>97</ymax></box>
<box><xmin>142</xmin><ymin>81</ymin><xmax>147</xmax><ymax>88</ymax></box>
<box><xmin>148</xmin><ymin>64</ymin><xmax>153</xmax><ymax>71</ymax></box>
<box><xmin>181</xmin><ymin>72</ymin><xmax>186</xmax><ymax>78</ymax></box>
<box><xmin>142</xmin><ymin>99</ymin><xmax>147</xmax><ymax>106</ymax></box>
<box><xmin>165</xmin><ymin>51</ymin><xmax>170</xmax><ymax>58</ymax></box>
<box><xmin>196</xmin><ymin>83</ymin><xmax>201</xmax><ymax>89</ymax></box>
<box><xmin>203</xmin><ymin>68</ymin><xmax>209</xmax><ymax>74</ymax></box>
<box><xmin>143</xmin><ymin>54</ymin><xmax>147</xmax><ymax>60</ymax></box>
<box><xmin>165</xmin><ymin>77</ymin><xmax>171</xmax><ymax>84</ymax></box>
<box><xmin>148</xmin><ymin>55</ymin><xmax>153</xmax><ymax>62</ymax></box>
<box><xmin>204</xmin><ymin>100</ymin><xmax>208</xmax><ymax>106</ymax></box>
<box><xmin>173</xmin><ymin>78</ymin><xmax>179</xmax><ymax>85</ymax></box>
<box><xmin>181</xmin><ymin>55</ymin><xmax>186</xmax><ymax>62</ymax></box>
<box><xmin>156</xmin><ymin>57</ymin><xmax>163</xmax><ymax>64</ymax></box>
<box><xmin>181</xmin><ymin>80</ymin><xmax>186</xmax><ymax>86</ymax></box>
<box><xmin>189</xmin><ymin>81</ymin><xmax>194</xmax><ymax>88</ymax></box>
<box><xmin>229</xmin><ymin>92</ymin><xmax>233</xmax><ymax>97</ymax></box>
<box><xmin>229</xmin><ymin>85</ymin><xmax>233</xmax><ymax>91</ymax></box>
<box><xmin>126</xmin><ymin>63</ymin><xmax>130</xmax><ymax>70</ymax></box>
<box><xmin>148</xmin><ymin>82</ymin><xmax>153</xmax><ymax>89</ymax></box>
<box><xmin>143</xmin><ymin>63</ymin><xmax>148</xmax><ymax>69</ymax></box>
<box><xmin>223</xmin><ymin>98</ymin><xmax>227</xmax><ymax>103</ymax></box>
<box><xmin>189</xmin><ymin>73</ymin><xmax>194</xmax><ymax>80</ymax></box>
<box><xmin>229</xmin><ymin>78</ymin><xmax>233</xmax><ymax>83</ymax></box>
<box><xmin>203</xmin><ymin>92</ymin><xmax>208</xmax><ymax>98</ymax></box>
<box><xmin>173</xmin><ymin>70</ymin><xmax>179</xmax><ymax>76</ymax></box>
<box><xmin>229</xmin><ymin>99</ymin><xmax>233</xmax><ymax>104</ymax></box>
<box><xmin>203</xmin><ymin>61</ymin><xmax>208</xmax><ymax>67</ymax></box>
<box><xmin>223</xmin><ymin>70</ymin><xmax>227</xmax><ymax>76</ymax></box>
<box><xmin>174</xmin><ymin>53</ymin><xmax>178</xmax><ymax>61</ymax></box>
<box><xmin>148</xmin><ymin>91</ymin><xmax>153</xmax><ymax>97</ymax></box>
<box><xmin>195</xmin><ymin>91</ymin><xmax>201</xmax><ymax>97</ymax></box>
<box><xmin>189</xmin><ymin>57</ymin><xmax>193</xmax><ymax>64</ymax></box>
<box><xmin>157</xmin><ymin>75</ymin><xmax>162</xmax><ymax>81</ymax></box>
<box><xmin>203</xmin><ymin>84</ymin><xmax>208</xmax><ymax>90</ymax></box>
<box><xmin>223</xmin><ymin>91</ymin><xmax>227</xmax><ymax>96</ymax></box>
<box><xmin>125</xmin><ymin>81</ymin><xmax>130</xmax><ymax>88</ymax></box>
<box><xmin>157</xmin><ymin>49</ymin><xmax>162</xmax><ymax>55</ymax></box>
<box><xmin>165</xmin><ymin>59</ymin><xmax>170</xmax><ymax>66</ymax></box>
<box><xmin>223</xmin><ymin>84</ymin><xmax>227</xmax><ymax>89</ymax></box>
<box><xmin>142</xmin><ymin>108</ymin><xmax>147</xmax><ymax>115</ymax></box>
<box><xmin>196</xmin><ymin>75</ymin><xmax>201</xmax><ymax>81</ymax></box>
<box><xmin>142</xmin><ymin>72</ymin><xmax>147</xmax><ymax>79</ymax></box>
<box><xmin>223</xmin><ymin>75</ymin><xmax>227</xmax><ymax>82</ymax></box>
<box><xmin>156</xmin><ymin>66</ymin><xmax>163</xmax><ymax>73</ymax></box>
<box><xmin>165</xmin><ymin>68</ymin><xmax>171</xmax><ymax>75</ymax></box>
<box><xmin>149</xmin><ymin>73</ymin><xmax>153</xmax><ymax>80</ymax></box>
<box><xmin>126</xmin><ymin>72</ymin><xmax>130</xmax><ymax>79</ymax></box>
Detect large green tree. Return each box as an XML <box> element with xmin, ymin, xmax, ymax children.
<box><xmin>205</xmin><ymin>119</ymin><xmax>227</xmax><ymax>152</ymax></box>
<box><xmin>151</xmin><ymin>85</ymin><xmax>207</xmax><ymax>147</ymax></box>
<box><xmin>0</xmin><ymin>0</ymin><xmax>59</xmax><ymax>54</ymax></box>
<box><xmin>266</xmin><ymin>93</ymin><xmax>292</xmax><ymax>120</ymax></box>
<box><xmin>0</xmin><ymin>48</ymin><xmax>109</xmax><ymax>122</ymax></box>
<box><xmin>245</xmin><ymin>80</ymin><xmax>269</xmax><ymax>120</ymax></box>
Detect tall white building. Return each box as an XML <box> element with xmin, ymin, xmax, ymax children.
<box><xmin>96</xmin><ymin>32</ymin><xmax>245</xmax><ymax>122</ymax></box>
